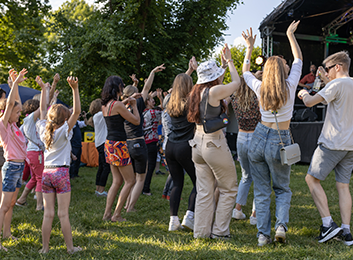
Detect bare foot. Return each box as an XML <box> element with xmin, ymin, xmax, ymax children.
<box><xmin>0</xmin><ymin>245</ymin><xmax>8</xmax><ymax>252</ymax></box>
<box><xmin>111</xmin><ymin>216</ymin><xmax>126</xmax><ymax>222</ymax></box>
<box><xmin>126</xmin><ymin>207</ymin><xmax>137</xmax><ymax>213</ymax></box>
<box><xmin>68</xmin><ymin>246</ymin><xmax>82</xmax><ymax>254</ymax></box>
<box><xmin>124</xmin><ymin>204</ymin><xmax>128</xmax><ymax>210</ymax></box>
<box><xmin>3</xmin><ymin>235</ymin><xmax>18</xmax><ymax>241</ymax></box>
<box><xmin>102</xmin><ymin>215</ymin><xmax>112</xmax><ymax>221</ymax></box>
<box><xmin>39</xmin><ymin>248</ymin><xmax>49</xmax><ymax>254</ymax></box>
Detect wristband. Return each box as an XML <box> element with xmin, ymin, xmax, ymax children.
<box><xmin>245</xmin><ymin>59</ymin><xmax>250</xmax><ymax>64</ymax></box>
<box><xmin>226</xmin><ymin>59</ymin><xmax>233</xmax><ymax>63</ymax></box>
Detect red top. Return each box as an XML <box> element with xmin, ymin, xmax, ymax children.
<box><xmin>300</xmin><ymin>72</ymin><xmax>315</xmax><ymax>85</ymax></box>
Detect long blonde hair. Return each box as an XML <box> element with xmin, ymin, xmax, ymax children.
<box><xmin>44</xmin><ymin>104</ymin><xmax>70</xmax><ymax>149</ymax></box>
<box><xmin>167</xmin><ymin>74</ymin><xmax>193</xmax><ymax>117</ymax></box>
<box><xmin>234</xmin><ymin>77</ymin><xmax>256</xmax><ymax>111</ymax></box>
<box><xmin>260</xmin><ymin>56</ymin><xmax>288</xmax><ymax>112</ymax></box>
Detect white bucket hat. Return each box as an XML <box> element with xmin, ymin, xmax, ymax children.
<box><xmin>196</xmin><ymin>60</ymin><xmax>225</xmax><ymax>84</ymax></box>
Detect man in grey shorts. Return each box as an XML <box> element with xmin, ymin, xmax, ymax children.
<box><xmin>298</xmin><ymin>51</ymin><xmax>353</xmax><ymax>245</ymax></box>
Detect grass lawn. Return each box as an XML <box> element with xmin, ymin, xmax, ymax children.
<box><xmin>1</xmin><ymin>161</ymin><xmax>353</xmax><ymax>259</ymax></box>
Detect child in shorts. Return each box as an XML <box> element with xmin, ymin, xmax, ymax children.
<box><xmin>0</xmin><ymin>68</ymin><xmax>28</xmax><ymax>252</ymax></box>
<box><xmin>36</xmin><ymin>75</ymin><xmax>82</xmax><ymax>254</ymax></box>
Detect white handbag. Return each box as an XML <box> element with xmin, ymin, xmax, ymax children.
<box><xmin>274</xmin><ymin>112</ymin><xmax>301</xmax><ymax>166</ymax></box>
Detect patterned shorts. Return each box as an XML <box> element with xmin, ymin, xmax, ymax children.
<box><xmin>104</xmin><ymin>140</ymin><xmax>132</xmax><ymax>167</ymax></box>
<box><xmin>42</xmin><ymin>167</ymin><xmax>71</xmax><ymax>194</ymax></box>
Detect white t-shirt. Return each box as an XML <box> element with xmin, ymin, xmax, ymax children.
<box><xmin>93</xmin><ymin>111</ymin><xmax>107</xmax><ymax>147</ymax></box>
<box><xmin>21</xmin><ymin>112</ymin><xmax>44</xmax><ymax>152</ymax></box>
<box><xmin>36</xmin><ymin>120</ymin><xmax>73</xmax><ymax>166</ymax></box>
<box><xmin>243</xmin><ymin>58</ymin><xmax>303</xmax><ymax>122</ymax></box>
<box><xmin>317</xmin><ymin>77</ymin><xmax>353</xmax><ymax>150</ymax></box>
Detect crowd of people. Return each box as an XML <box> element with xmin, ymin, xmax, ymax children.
<box><xmin>0</xmin><ymin>19</ymin><xmax>353</xmax><ymax>253</ymax></box>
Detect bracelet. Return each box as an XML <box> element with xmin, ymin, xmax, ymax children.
<box><xmin>245</xmin><ymin>59</ymin><xmax>250</xmax><ymax>64</ymax></box>
<box><xmin>226</xmin><ymin>59</ymin><xmax>233</xmax><ymax>63</ymax></box>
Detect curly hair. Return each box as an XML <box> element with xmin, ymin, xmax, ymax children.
<box><xmin>89</xmin><ymin>98</ymin><xmax>102</xmax><ymax>116</ymax></box>
<box><xmin>187</xmin><ymin>79</ymin><xmax>227</xmax><ymax>124</ymax></box>
<box><xmin>44</xmin><ymin>104</ymin><xmax>70</xmax><ymax>149</ymax></box>
<box><xmin>23</xmin><ymin>99</ymin><xmax>40</xmax><ymax>115</ymax></box>
<box><xmin>101</xmin><ymin>76</ymin><xmax>124</xmax><ymax>106</ymax></box>
<box><xmin>233</xmin><ymin>77</ymin><xmax>256</xmax><ymax>111</ymax></box>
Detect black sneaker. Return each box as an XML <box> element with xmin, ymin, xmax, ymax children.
<box><xmin>318</xmin><ymin>221</ymin><xmax>343</xmax><ymax>243</ymax></box>
<box><xmin>342</xmin><ymin>233</ymin><xmax>353</xmax><ymax>246</ymax></box>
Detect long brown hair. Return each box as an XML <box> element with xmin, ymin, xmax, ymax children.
<box><xmin>89</xmin><ymin>98</ymin><xmax>102</xmax><ymax>116</ymax></box>
<box><xmin>234</xmin><ymin>77</ymin><xmax>256</xmax><ymax>111</ymax></box>
<box><xmin>44</xmin><ymin>104</ymin><xmax>70</xmax><ymax>149</ymax></box>
<box><xmin>167</xmin><ymin>73</ymin><xmax>193</xmax><ymax>117</ymax></box>
<box><xmin>187</xmin><ymin>79</ymin><xmax>227</xmax><ymax>124</ymax></box>
<box><xmin>260</xmin><ymin>56</ymin><xmax>288</xmax><ymax>111</ymax></box>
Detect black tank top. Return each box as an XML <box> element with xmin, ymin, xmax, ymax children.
<box><xmin>199</xmin><ymin>87</ymin><xmax>222</xmax><ymax>121</ymax></box>
<box><xmin>104</xmin><ymin>101</ymin><xmax>127</xmax><ymax>141</ymax></box>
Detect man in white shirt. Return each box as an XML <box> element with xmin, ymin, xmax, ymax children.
<box><xmin>298</xmin><ymin>51</ymin><xmax>353</xmax><ymax>245</ymax></box>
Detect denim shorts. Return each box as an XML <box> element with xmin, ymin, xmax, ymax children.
<box><xmin>308</xmin><ymin>144</ymin><xmax>353</xmax><ymax>184</ymax></box>
<box><xmin>2</xmin><ymin>161</ymin><xmax>25</xmax><ymax>192</ymax></box>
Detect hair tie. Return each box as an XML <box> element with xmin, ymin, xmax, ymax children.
<box><xmin>0</xmin><ymin>110</ymin><xmax>3</xmax><ymax>113</ymax></box>
<box><xmin>25</xmin><ymin>114</ymin><xmax>29</xmax><ymax>117</ymax></box>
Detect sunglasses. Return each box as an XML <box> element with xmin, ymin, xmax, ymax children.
<box><xmin>325</xmin><ymin>64</ymin><xmax>341</xmax><ymax>73</ymax></box>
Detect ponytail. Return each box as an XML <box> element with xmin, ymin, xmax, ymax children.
<box><xmin>44</xmin><ymin>121</ymin><xmax>56</xmax><ymax>149</ymax></box>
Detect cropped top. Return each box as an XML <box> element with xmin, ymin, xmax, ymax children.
<box><xmin>230</xmin><ymin>94</ymin><xmax>261</xmax><ymax>131</ymax></box>
<box><xmin>243</xmin><ymin>58</ymin><xmax>303</xmax><ymax>122</ymax></box>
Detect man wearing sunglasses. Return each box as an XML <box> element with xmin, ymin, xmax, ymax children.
<box><xmin>298</xmin><ymin>51</ymin><xmax>353</xmax><ymax>245</ymax></box>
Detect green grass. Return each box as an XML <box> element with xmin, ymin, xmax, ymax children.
<box><xmin>1</xmin><ymin>162</ymin><xmax>353</xmax><ymax>259</ymax></box>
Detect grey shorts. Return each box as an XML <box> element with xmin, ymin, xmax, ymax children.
<box><xmin>308</xmin><ymin>144</ymin><xmax>353</xmax><ymax>184</ymax></box>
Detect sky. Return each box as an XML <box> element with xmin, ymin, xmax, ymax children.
<box><xmin>48</xmin><ymin>0</ymin><xmax>284</xmax><ymax>50</ymax></box>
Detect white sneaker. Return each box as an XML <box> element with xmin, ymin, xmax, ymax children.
<box><xmin>95</xmin><ymin>191</ymin><xmax>108</xmax><ymax>197</ymax></box>
<box><xmin>275</xmin><ymin>225</ymin><xmax>286</xmax><ymax>243</ymax></box>
<box><xmin>169</xmin><ymin>218</ymin><xmax>182</xmax><ymax>231</ymax></box>
<box><xmin>181</xmin><ymin>215</ymin><xmax>194</xmax><ymax>231</ymax></box>
<box><xmin>250</xmin><ymin>216</ymin><xmax>257</xmax><ymax>225</ymax></box>
<box><xmin>232</xmin><ymin>208</ymin><xmax>246</xmax><ymax>220</ymax></box>
<box><xmin>258</xmin><ymin>234</ymin><xmax>272</xmax><ymax>246</ymax></box>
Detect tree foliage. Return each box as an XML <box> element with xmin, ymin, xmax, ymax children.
<box><xmin>216</xmin><ymin>44</ymin><xmax>262</xmax><ymax>84</ymax></box>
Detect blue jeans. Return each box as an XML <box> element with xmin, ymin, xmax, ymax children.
<box><xmin>248</xmin><ymin>123</ymin><xmax>292</xmax><ymax>237</ymax></box>
<box><xmin>236</xmin><ymin>132</ymin><xmax>254</xmax><ymax>209</ymax></box>
<box><xmin>2</xmin><ymin>161</ymin><xmax>25</xmax><ymax>192</ymax></box>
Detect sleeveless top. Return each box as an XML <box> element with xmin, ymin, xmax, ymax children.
<box><xmin>124</xmin><ymin>97</ymin><xmax>145</xmax><ymax>139</ymax></box>
<box><xmin>199</xmin><ymin>87</ymin><xmax>222</xmax><ymax>122</ymax></box>
<box><xmin>104</xmin><ymin>101</ymin><xmax>127</xmax><ymax>141</ymax></box>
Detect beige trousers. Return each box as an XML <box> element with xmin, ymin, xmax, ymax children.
<box><xmin>190</xmin><ymin>126</ymin><xmax>238</xmax><ymax>238</ymax></box>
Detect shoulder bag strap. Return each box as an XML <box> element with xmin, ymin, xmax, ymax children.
<box><xmin>203</xmin><ymin>88</ymin><xmax>209</xmax><ymax>122</ymax></box>
<box><xmin>273</xmin><ymin>111</ymin><xmax>295</xmax><ymax>147</ymax></box>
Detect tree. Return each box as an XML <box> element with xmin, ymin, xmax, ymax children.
<box><xmin>216</xmin><ymin>44</ymin><xmax>262</xmax><ymax>84</ymax></box>
<box><xmin>45</xmin><ymin>0</ymin><xmax>241</xmax><ymax>109</ymax></box>
<box><xmin>0</xmin><ymin>0</ymin><xmax>50</xmax><ymax>88</ymax></box>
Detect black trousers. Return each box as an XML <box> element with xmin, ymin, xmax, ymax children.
<box><xmin>143</xmin><ymin>141</ymin><xmax>158</xmax><ymax>193</ymax></box>
<box><xmin>95</xmin><ymin>143</ymin><xmax>111</xmax><ymax>187</ymax></box>
<box><xmin>165</xmin><ymin>140</ymin><xmax>197</xmax><ymax>216</ymax></box>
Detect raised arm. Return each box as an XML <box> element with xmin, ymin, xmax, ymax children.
<box><xmin>186</xmin><ymin>56</ymin><xmax>197</xmax><ymax>76</ymax></box>
<box><xmin>242</xmin><ymin>28</ymin><xmax>256</xmax><ymax>73</ymax></box>
<box><xmin>141</xmin><ymin>64</ymin><xmax>166</xmax><ymax>101</ymax></box>
<box><xmin>3</xmin><ymin>69</ymin><xmax>27</xmax><ymax>127</ymax></box>
<box><xmin>129</xmin><ymin>74</ymin><xmax>139</xmax><ymax>87</ymax></box>
<box><xmin>35</xmin><ymin>76</ymin><xmax>49</xmax><ymax>120</ymax></box>
<box><xmin>209</xmin><ymin>43</ymin><xmax>241</xmax><ymax>103</ymax></box>
<box><xmin>156</xmin><ymin>88</ymin><xmax>164</xmax><ymax>110</ymax></box>
<box><xmin>67</xmin><ymin>76</ymin><xmax>81</xmax><ymax>132</ymax></box>
<box><xmin>115</xmin><ymin>98</ymin><xmax>140</xmax><ymax>125</ymax></box>
<box><xmin>49</xmin><ymin>73</ymin><xmax>60</xmax><ymax>102</ymax></box>
<box><xmin>287</xmin><ymin>21</ymin><xmax>302</xmax><ymax>61</ymax></box>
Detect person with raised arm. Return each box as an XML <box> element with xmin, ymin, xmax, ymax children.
<box><xmin>0</xmin><ymin>69</ymin><xmax>28</xmax><ymax>251</ymax></box>
<box><xmin>101</xmin><ymin>76</ymin><xmax>140</xmax><ymax>222</ymax></box>
<box><xmin>36</xmin><ymin>76</ymin><xmax>82</xmax><ymax>254</ymax></box>
<box><xmin>187</xmin><ymin>44</ymin><xmax>241</xmax><ymax>239</ymax></box>
<box><xmin>242</xmin><ymin>21</ymin><xmax>302</xmax><ymax>246</ymax></box>
<box><xmin>123</xmin><ymin>64</ymin><xmax>165</xmax><ymax>211</ymax></box>
<box><xmin>298</xmin><ymin>51</ymin><xmax>353</xmax><ymax>245</ymax></box>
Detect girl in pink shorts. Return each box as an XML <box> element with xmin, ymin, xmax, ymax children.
<box><xmin>36</xmin><ymin>76</ymin><xmax>81</xmax><ymax>254</ymax></box>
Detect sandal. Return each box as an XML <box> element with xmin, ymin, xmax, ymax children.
<box><xmin>15</xmin><ymin>201</ymin><xmax>27</xmax><ymax>207</ymax></box>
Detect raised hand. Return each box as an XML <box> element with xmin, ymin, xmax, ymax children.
<box><xmin>7</xmin><ymin>76</ymin><xmax>13</xmax><ymax>88</ymax></box>
<box><xmin>53</xmin><ymin>73</ymin><xmax>60</xmax><ymax>83</ymax></box>
<box><xmin>67</xmin><ymin>76</ymin><xmax>78</xmax><ymax>89</ymax></box>
<box><xmin>242</xmin><ymin>28</ymin><xmax>256</xmax><ymax>47</ymax></box>
<box><xmin>129</xmin><ymin>74</ymin><xmax>139</xmax><ymax>84</ymax></box>
<box><xmin>156</xmin><ymin>88</ymin><xmax>163</xmax><ymax>97</ymax></box>
<box><xmin>131</xmin><ymin>92</ymin><xmax>142</xmax><ymax>100</ymax></box>
<box><xmin>286</xmin><ymin>20</ymin><xmax>300</xmax><ymax>36</ymax></box>
<box><xmin>13</xmin><ymin>68</ymin><xmax>28</xmax><ymax>84</ymax></box>
<box><xmin>191</xmin><ymin>56</ymin><xmax>198</xmax><ymax>70</ymax></box>
<box><xmin>53</xmin><ymin>90</ymin><xmax>60</xmax><ymax>99</ymax></box>
<box><xmin>127</xmin><ymin>96</ymin><xmax>136</xmax><ymax>107</ymax></box>
<box><xmin>35</xmin><ymin>76</ymin><xmax>45</xmax><ymax>89</ymax></box>
<box><xmin>222</xmin><ymin>43</ymin><xmax>232</xmax><ymax>61</ymax></box>
<box><xmin>152</xmin><ymin>64</ymin><xmax>166</xmax><ymax>73</ymax></box>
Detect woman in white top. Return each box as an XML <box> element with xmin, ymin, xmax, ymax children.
<box><xmin>242</xmin><ymin>21</ymin><xmax>302</xmax><ymax>246</ymax></box>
